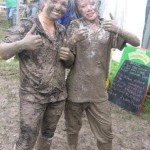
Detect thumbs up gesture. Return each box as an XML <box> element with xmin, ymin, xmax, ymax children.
<box><xmin>22</xmin><ymin>24</ymin><xmax>43</xmax><ymax>50</ymax></box>
<box><xmin>103</xmin><ymin>13</ymin><xmax>120</xmax><ymax>34</ymax></box>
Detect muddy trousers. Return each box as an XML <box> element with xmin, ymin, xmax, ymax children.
<box><xmin>65</xmin><ymin>100</ymin><xmax>113</xmax><ymax>150</ymax></box>
<box><xmin>35</xmin><ymin>134</ymin><xmax>52</xmax><ymax>150</ymax></box>
<box><xmin>14</xmin><ymin>95</ymin><xmax>65</xmax><ymax>150</ymax></box>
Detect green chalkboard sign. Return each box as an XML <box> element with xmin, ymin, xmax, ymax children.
<box><xmin>109</xmin><ymin>60</ymin><xmax>150</xmax><ymax>114</ymax></box>
<box><xmin>118</xmin><ymin>46</ymin><xmax>150</xmax><ymax>86</ymax></box>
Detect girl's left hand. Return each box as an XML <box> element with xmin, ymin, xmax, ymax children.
<box><xmin>103</xmin><ymin>13</ymin><xmax>119</xmax><ymax>34</ymax></box>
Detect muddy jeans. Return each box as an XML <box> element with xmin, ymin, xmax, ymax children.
<box><xmin>15</xmin><ymin>92</ymin><xmax>65</xmax><ymax>150</ymax></box>
<box><xmin>65</xmin><ymin>100</ymin><xmax>113</xmax><ymax>149</ymax></box>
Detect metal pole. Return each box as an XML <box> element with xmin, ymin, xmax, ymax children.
<box><xmin>16</xmin><ymin>0</ymin><xmax>20</xmax><ymax>24</ymax></box>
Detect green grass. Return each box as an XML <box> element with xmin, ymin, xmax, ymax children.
<box><xmin>0</xmin><ymin>15</ymin><xmax>9</xmax><ymax>39</ymax></box>
<box><xmin>143</xmin><ymin>97</ymin><xmax>150</xmax><ymax>113</ymax></box>
<box><xmin>109</xmin><ymin>60</ymin><xmax>150</xmax><ymax>113</ymax></box>
<box><xmin>0</xmin><ymin>60</ymin><xmax>19</xmax><ymax>80</ymax></box>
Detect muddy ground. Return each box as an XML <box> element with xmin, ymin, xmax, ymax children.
<box><xmin>0</xmin><ymin>62</ymin><xmax>150</xmax><ymax>150</ymax></box>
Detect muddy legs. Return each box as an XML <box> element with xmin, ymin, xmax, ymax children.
<box><xmin>35</xmin><ymin>135</ymin><xmax>52</xmax><ymax>150</ymax></box>
<box><xmin>97</xmin><ymin>141</ymin><xmax>112</xmax><ymax>150</ymax></box>
<box><xmin>67</xmin><ymin>133</ymin><xmax>78</xmax><ymax>150</ymax></box>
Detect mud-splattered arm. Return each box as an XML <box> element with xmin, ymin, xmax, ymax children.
<box><xmin>116</xmin><ymin>28</ymin><xmax>140</xmax><ymax>47</ymax></box>
<box><xmin>0</xmin><ymin>39</ymin><xmax>24</xmax><ymax>60</ymax></box>
<box><xmin>103</xmin><ymin>14</ymin><xmax>140</xmax><ymax>47</ymax></box>
<box><xmin>0</xmin><ymin>24</ymin><xmax>42</xmax><ymax>60</ymax></box>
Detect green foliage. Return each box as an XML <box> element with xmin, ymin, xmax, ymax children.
<box><xmin>109</xmin><ymin>60</ymin><xmax>150</xmax><ymax>113</ymax></box>
<box><xmin>143</xmin><ymin>96</ymin><xmax>150</xmax><ymax>113</ymax></box>
<box><xmin>108</xmin><ymin>60</ymin><xmax>119</xmax><ymax>85</ymax></box>
<box><xmin>0</xmin><ymin>15</ymin><xmax>9</xmax><ymax>39</ymax></box>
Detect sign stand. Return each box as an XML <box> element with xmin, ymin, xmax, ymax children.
<box><xmin>108</xmin><ymin>46</ymin><xmax>150</xmax><ymax>114</ymax></box>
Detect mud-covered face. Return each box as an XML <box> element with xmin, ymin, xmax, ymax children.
<box><xmin>77</xmin><ymin>0</ymin><xmax>98</xmax><ymax>21</ymax></box>
<box><xmin>43</xmin><ymin>0</ymin><xmax>68</xmax><ymax>20</ymax></box>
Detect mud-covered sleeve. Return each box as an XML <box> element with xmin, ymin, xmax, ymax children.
<box><xmin>111</xmin><ymin>33</ymin><xmax>126</xmax><ymax>50</ymax></box>
<box><xmin>66</xmin><ymin>20</ymin><xmax>80</xmax><ymax>55</ymax></box>
<box><xmin>0</xmin><ymin>19</ymin><xmax>33</xmax><ymax>44</ymax></box>
<box><xmin>105</xmin><ymin>34</ymin><xmax>126</xmax><ymax>79</ymax></box>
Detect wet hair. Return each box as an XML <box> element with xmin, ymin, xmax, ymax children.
<box><xmin>38</xmin><ymin>0</ymin><xmax>45</xmax><ymax>11</ymax></box>
<box><xmin>75</xmin><ymin>0</ymin><xmax>100</xmax><ymax>16</ymax></box>
<box><xmin>39</xmin><ymin>0</ymin><xmax>70</xmax><ymax>12</ymax></box>
<box><xmin>69</xmin><ymin>0</ymin><xmax>81</xmax><ymax>18</ymax></box>
<box><xmin>74</xmin><ymin>0</ymin><xmax>81</xmax><ymax>17</ymax></box>
<box><xmin>75</xmin><ymin>0</ymin><xmax>99</xmax><ymax>6</ymax></box>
